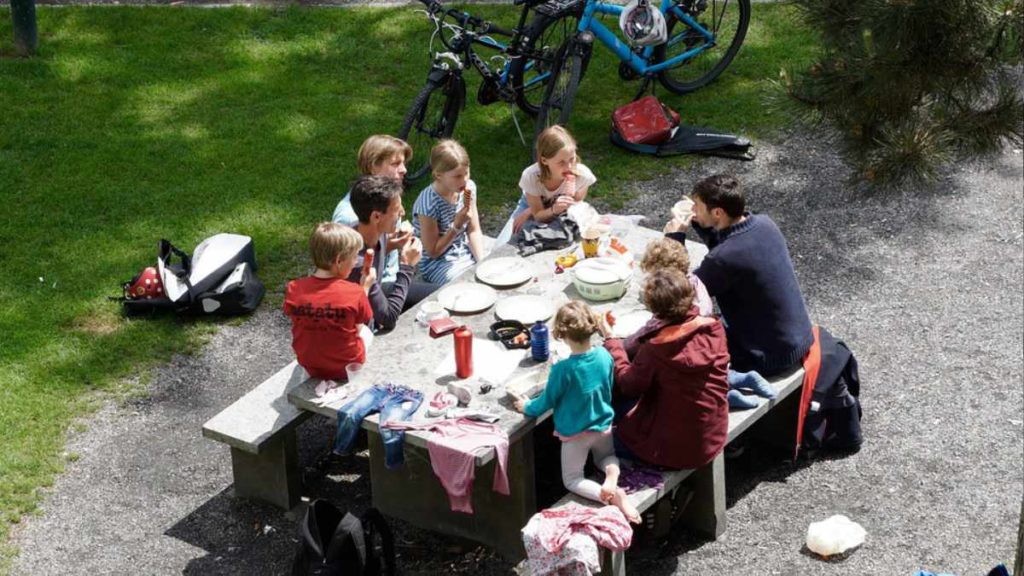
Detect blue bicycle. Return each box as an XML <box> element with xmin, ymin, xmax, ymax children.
<box><xmin>535</xmin><ymin>0</ymin><xmax>751</xmax><ymax>134</ymax></box>
<box><xmin>399</xmin><ymin>0</ymin><xmax>749</xmax><ymax>179</ymax></box>
<box><xmin>399</xmin><ymin>0</ymin><xmax>582</xmax><ymax>180</ymax></box>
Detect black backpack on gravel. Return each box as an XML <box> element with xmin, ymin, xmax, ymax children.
<box><xmin>292</xmin><ymin>499</ymin><xmax>397</xmax><ymax>576</ymax></box>
<box><xmin>118</xmin><ymin>234</ymin><xmax>265</xmax><ymax>317</ymax></box>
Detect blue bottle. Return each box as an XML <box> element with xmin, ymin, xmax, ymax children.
<box><xmin>530</xmin><ymin>320</ymin><xmax>549</xmax><ymax>362</ymax></box>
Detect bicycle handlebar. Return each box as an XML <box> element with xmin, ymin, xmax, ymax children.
<box><xmin>416</xmin><ymin>0</ymin><xmax>515</xmax><ymax>37</ymax></box>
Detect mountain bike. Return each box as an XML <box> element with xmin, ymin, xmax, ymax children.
<box><xmin>536</xmin><ymin>0</ymin><xmax>750</xmax><ymax>135</ymax></box>
<box><xmin>398</xmin><ymin>0</ymin><xmax>586</xmax><ymax>181</ymax></box>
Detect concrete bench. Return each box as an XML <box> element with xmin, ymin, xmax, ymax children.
<box><xmin>521</xmin><ymin>367</ymin><xmax>805</xmax><ymax>576</ymax></box>
<box><xmin>202</xmin><ymin>360</ymin><xmax>313</xmax><ymax>510</ymax></box>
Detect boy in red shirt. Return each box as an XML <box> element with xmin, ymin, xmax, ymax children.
<box><xmin>284</xmin><ymin>222</ymin><xmax>375</xmax><ymax>381</ymax></box>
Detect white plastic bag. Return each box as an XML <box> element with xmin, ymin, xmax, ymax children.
<box><xmin>805</xmin><ymin>515</ymin><xmax>866</xmax><ymax>557</ymax></box>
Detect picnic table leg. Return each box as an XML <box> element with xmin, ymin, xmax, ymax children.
<box><xmin>229</xmin><ymin>428</ymin><xmax>302</xmax><ymax>510</ymax></box>
<box><xmin>366</xmin><ymin>428</ymin><xmax>537</xmax><ymax>560</ymax></box>
<box><xmin>599</xmin><ymin>547</ymin><xmax>626</xmax><ymax>576</ymax></box>
<box><xmin>678</xmin><ymin>452</ymin><xmax>726</xmax><ymax>539</ymax></box>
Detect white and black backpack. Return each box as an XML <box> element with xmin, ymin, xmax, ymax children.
<box><xmin>120</xmin><ymin>233</ymin><xmax>265</xmax><ymax>317</ymax></box>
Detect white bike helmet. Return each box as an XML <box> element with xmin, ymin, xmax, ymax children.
<box><xmin>619</xmin><ymin>0</ymin><xmax>668</xmax><ymax>47</ymax></box>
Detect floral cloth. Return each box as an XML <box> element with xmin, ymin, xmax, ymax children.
<box><xmin>521</xmin><ymin>503</ymin><xmax>632</xmax><ymax>576</ymax></box>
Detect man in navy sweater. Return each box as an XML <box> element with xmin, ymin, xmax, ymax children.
<box><xmin>665</xmin><ymin>174</ymin><xmax>813</xmax><ymax>377</ymax></box>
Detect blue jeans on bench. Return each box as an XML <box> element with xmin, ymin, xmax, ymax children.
<box><xmin>334</xmin><ymin>383</ymin><xmax>423</xmax><ymax>469</ymax></box>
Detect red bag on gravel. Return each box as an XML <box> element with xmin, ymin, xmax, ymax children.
<box><xmin>612</xmin><ymin>96</ymin><xmax>681</xmax><ymax>145</ymax></box>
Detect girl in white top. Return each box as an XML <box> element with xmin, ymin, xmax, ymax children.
<box><xmin>412</xmin><ymin>140</ymin><xmax>485</xmax><ymax>284</ymax></box>
<box><xmin>499</xmin><ymin>126</ymin><xmax>597</xmax><ymax>242</ymax></box>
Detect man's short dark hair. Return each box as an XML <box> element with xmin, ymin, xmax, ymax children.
<box><xmin>691</xmin><ymin>174</ymin><xmax>745</xmax><ymax>218</ymax></box>
<box><xmin>350</xmin><ymin>175</ymin><xmax>403</xmax><ymax>224</ymax></box>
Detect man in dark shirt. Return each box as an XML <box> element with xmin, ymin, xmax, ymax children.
<box><xmin>665</xmin><ymin>174</ymin><xmax>813</xmax><ymax>376</ymax></box>
<box><xmin>348</xmin><ymin>175</ymin><xmax>438</xmax><ymax>332</ymax></box>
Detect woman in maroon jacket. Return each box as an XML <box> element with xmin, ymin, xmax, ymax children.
<box><xmin>604</xmin><ymin>269</ymin><xmax>730</xmax><ymax>470</ymax></box>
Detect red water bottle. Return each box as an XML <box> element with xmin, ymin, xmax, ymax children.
<box><xmin>454</xmin><ymin>326</ymin><xmax>473</xmax><ymax>379</ymax></box>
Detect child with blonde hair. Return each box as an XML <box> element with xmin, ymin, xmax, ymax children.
<box><xmin>411</xmin><ymin>140</ymin><xmax>485</xmax><ymax>283</ymax></box>
<box><xmin>497</xmin><ymin>126</ymin><xmax>597</xmax><ymax>245</ymax></box>
<box><xmin>513</xmin><ymin>301</ymin><xmax>640</xmax><ymax>524</ymax></box>
<box><xmin>639</xmin><ymin>237</ymin><xmax>713</xmax><ymax>316</ymax></box>
<box><xmin>283</xmin><ymin>222</ymin><xmax>375</xmax><ymax>381</ymax></box>
<box><xmin>332</xmin><ymin>135</ymin><xmax>415</xmax><ymax>285</ymax></box>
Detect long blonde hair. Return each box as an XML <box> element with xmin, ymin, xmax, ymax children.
<box><xmin>430</xmin><ymin>139</ymin><xmax>471</xmax><ymax>178</ymax></box>
<box><xmin>535</xmin><ymin>125</ymin><xmax>578</xmax><ymax>182</ymax></box>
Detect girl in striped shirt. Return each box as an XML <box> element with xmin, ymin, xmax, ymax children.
<box><xmin>412</xmin><ymin>140</ymin><xmax>485</xmax><ymax>284</ymax></box>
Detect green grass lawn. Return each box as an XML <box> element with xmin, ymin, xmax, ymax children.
<box><xmin>0</xmin><ymin>2</ymin><xmax>817</xmax><ymax>563</ymax></box>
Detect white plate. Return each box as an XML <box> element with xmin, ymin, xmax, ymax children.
<box><xmin>435</xmin><ymin>283</ymin><xmax>498</xmax><ymax>314</ymax></box>
<box><xmin>475</xmin><ymin>257</ymin><xmax>535</xmax><ymax>288</ymax></box>
<box><xmin>611</xmin><ymin>310</ymin><xmax>654</xmax><ymax>338</ymax></box>
<box><xmin>494</xmin><ymin>295</ymin><xmax>555</xmax><ymax>325</ymax></box>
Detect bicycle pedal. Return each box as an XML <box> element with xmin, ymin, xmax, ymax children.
<box><xmin>618</xmin><ymin>61</ymin><xmax>639</xmax><ymax>81</ymax></box>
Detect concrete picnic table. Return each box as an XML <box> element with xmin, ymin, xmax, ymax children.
<box><xmin>288</xmin><ymin>224</ymin><xmax>707</xmax><ymax>559</ymax></box>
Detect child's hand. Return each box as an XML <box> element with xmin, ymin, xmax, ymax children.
<box><xmin>552</xmin><ymin>194</ymin><xmax>575</xmax><ymax>215</ymax></box>
<box><xmin>512</xmin><ymin>394</ymin><xmax>529</xmax><ymax>413</ymax></box>
<box><xmin>359</xmin><ymin>265</ymin><xmax>377</xmax><ymax>293</ymax></box>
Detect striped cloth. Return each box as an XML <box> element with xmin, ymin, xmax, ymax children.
<box><xmin>412</xmin><ymin>181</ymin><xmax>476</xmax><ymax>284</ymax></box>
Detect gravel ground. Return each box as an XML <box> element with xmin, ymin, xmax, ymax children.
<box><xmin>9</xmin><ymin>128</ymin><xmax>1023</xmax><ymax>575</ymax></box>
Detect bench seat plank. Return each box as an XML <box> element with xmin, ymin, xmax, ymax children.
<box><xmin>203</xmin><ymin>360</ymin><xmax>312</xmax><ymax>455</ymax></box>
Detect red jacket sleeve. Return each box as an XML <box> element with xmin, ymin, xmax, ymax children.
<box><xmin>605</xmin><ymin>338</ymin><xmax>656</xmax><ymax>399</ymax></box>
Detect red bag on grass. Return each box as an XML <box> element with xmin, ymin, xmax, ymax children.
<box><xmin>611</xmin><ymin>96</ymin><xmax>681</xmax><ymax>145</ymax></box>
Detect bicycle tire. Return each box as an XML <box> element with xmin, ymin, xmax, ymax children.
<box><xmin>534</xmin><ymin>40</ymin><xmax>583</xmax><ymax>140</ymax></box>
<box><xmin>510</xmin><ymin>12</ymin><xmax>588</xmax><ymax>117</ymax></box>
<box><xmin>654</xmin><ymin>0</ymin><xmax>751</xmax><ymax>95</ymax></box>
<box><xmin>398</xmin><ymin>74</ymin><xmax>465</xmax><ymax>183</ymax></box>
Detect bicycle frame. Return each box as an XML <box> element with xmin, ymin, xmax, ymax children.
<box><xmin>451</xmin><ymin>31</ymin><xmax>551</xmax><ymax>94</ymax></box>
<box><xmin>422</xmin><ymin>2</ymin><xmax>552</xmax><ymax>95</ymax></box>
<box><xmin>578</xmin><ymin>0</ymin><xmax>716</xmax><ymax>75</ymax></box>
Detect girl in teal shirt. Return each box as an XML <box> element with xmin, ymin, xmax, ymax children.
<box><xmin>514</xmin><ymin>301</ymin><xmax>640</xmax><ymax>523</ymax></box>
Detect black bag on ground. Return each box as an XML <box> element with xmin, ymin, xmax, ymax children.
<box><xmin>803</xmin><ymin>327</ymin><xmax>863</xmax><ymax>452</ymax></box>
<box><xmin>292</xmin><ymin>500</ymin><xmax>397</xmax><ymax>576</ymax></box>
<box><xmin>121</xmin><ymin>234</ymin><xmax>265</xmax><ymax>317</ymax></box>
<box><xmin>611</xmin><ymin>122</ymin><xmax>755</xmax><ymax>161</ymax></box>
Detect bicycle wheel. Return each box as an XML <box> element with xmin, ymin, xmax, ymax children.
<box><xmin>398</xmin><ymin>74</ymin><xmax>465</xmax><ymax>182</ymax></box>
<box><xmin>534</xmin><ymin>40</ymin><xmax>583</xmax><ymax>139</ymax></box>
<box><xmin>510</xmin><ymin>12</ymin><xmax>587</xmax><ymax>117</ymax></box>
<box><xmin>654</xmin><ymin>0</ymin><xmax>751</xmax><ymax>94</ymax></box>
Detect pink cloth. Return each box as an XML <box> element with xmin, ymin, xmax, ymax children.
<box><xmin>383</xmin><ymin>418</ymin><xmax>509</xmax><ymax>513</ymax></box>
<box><xmin>535</xmin><ymin>503</ymin><xmax>632</xmax><ymax>553</ymax></box>
<box><xmin>521</xmin><ymin>503</ymin><xmax>633</xmax><ymax>576</ymax></box>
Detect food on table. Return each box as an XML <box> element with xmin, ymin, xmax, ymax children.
<box><xmin>605</xmin><ymin>310</ymin><xmax>616</xmax><ymax>327</ymax></box>
<box><xmin>555</xmin><ymin>253</ymin><xmax>578</xmax><ymax>268</ymax></box>
<box><xmin>608</xmin><ymin>237</ymin><xmax>628</xmax><ymax>255</ymax></box>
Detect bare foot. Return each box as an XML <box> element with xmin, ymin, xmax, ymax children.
<box><xmin>610</xmin><ymin>488</ymin><xmax>641</xmax><ymax>524</ymax></box>
<box><xmin>599</xmin><ymin>479</ymin><xmax>617</xmax><ymax>504</ymax></box>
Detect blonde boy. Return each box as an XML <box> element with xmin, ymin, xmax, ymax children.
<box><xmin>283</xmin><ymin>222</ymin><xmax>375</xmax><ymax>381</ymax></box>
<box><xmin>332</xmin><ymin>135</ymin><xmax>415</xmax><ymax>284</ymax></box>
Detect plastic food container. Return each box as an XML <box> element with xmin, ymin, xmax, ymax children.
<box><xmin>571</xmin><ymin>258</ymin><xmax>633</xmax><ymax>301</ymax></box>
